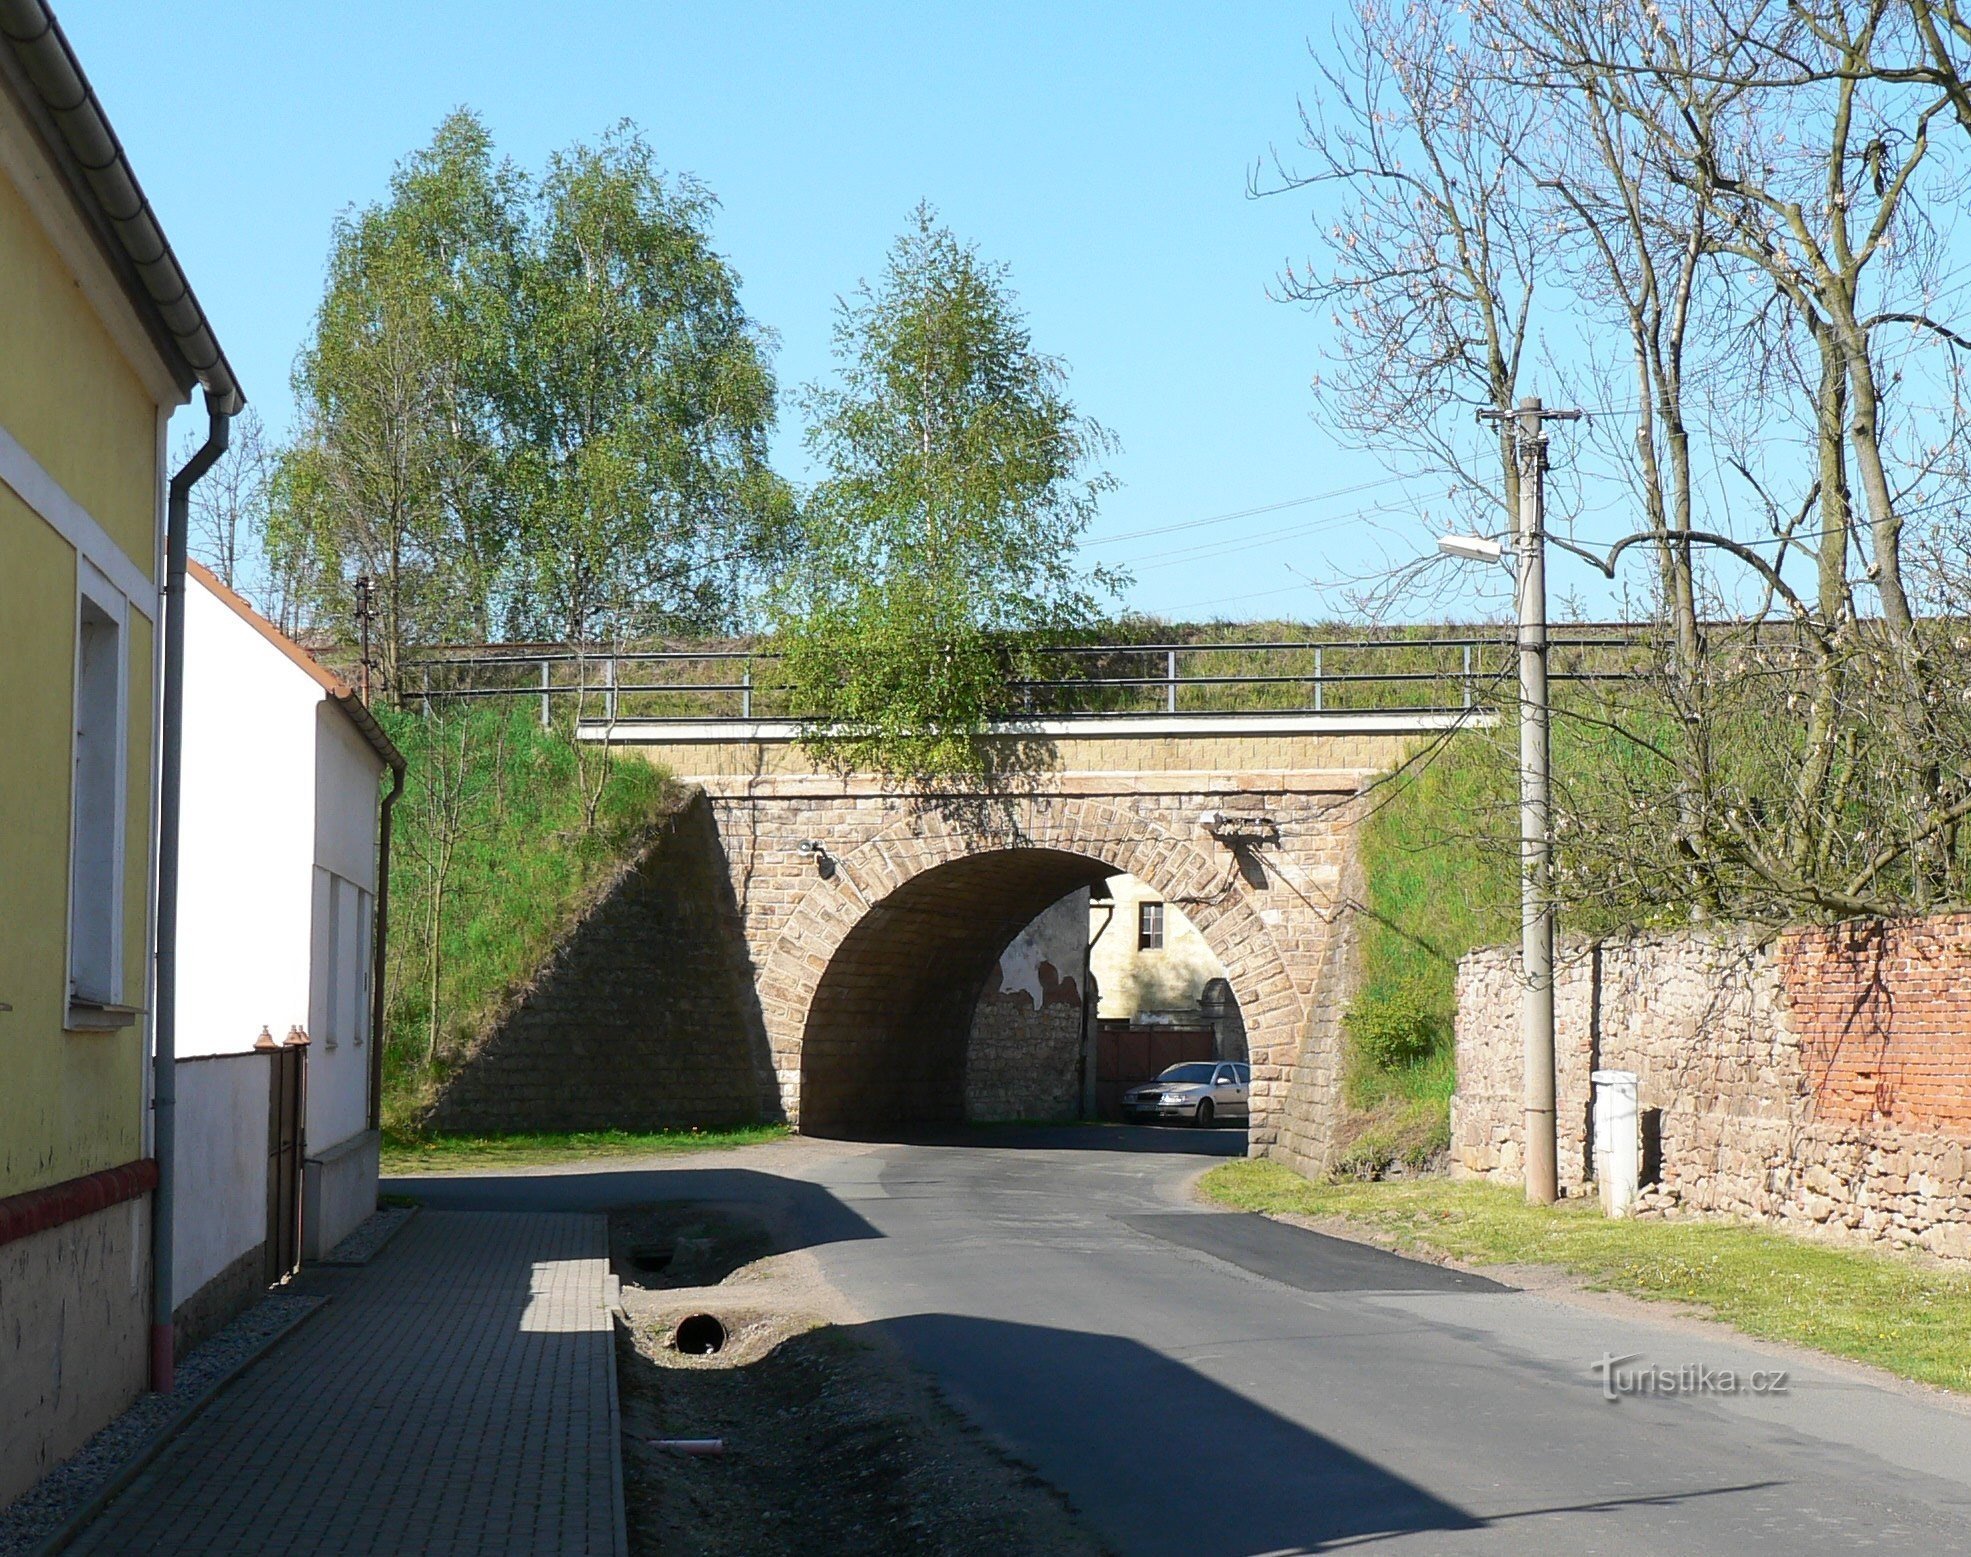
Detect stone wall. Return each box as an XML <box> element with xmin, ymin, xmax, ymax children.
<box><xmin>1451</xmin><ymin>915</ymin><xmax>1971</xmax><ymax>1261</ymax></box>
<box><xmin>965</xmin><ymin>891</ymin><xmax>1089</xmax><ymax>1122</ymax></box>
<box><xmin>668</xmin><ymin>766</ymin><xmax>1367</xmax><ymax>1162</ymax></box>
<box><xmin>967</xmin><ymin>983</ymin><xmax>1085</xmax><ymax>1123</ymax></box>
<box><xmin>426</xmin><ymin>792</ymin><xmax>778</xmax><ymax>1133</ymax></box>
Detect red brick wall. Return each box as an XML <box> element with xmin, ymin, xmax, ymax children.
<box><xmin>1780</xmin><ymin>914</ymin><xmax>1971</xmax><ymax>1138</ymax></box>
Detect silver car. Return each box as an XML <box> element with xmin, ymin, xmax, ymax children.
<box><xmin>1121</xmin><ymin>1062</ymin><xmax>1250</xmax><ymax>1127</ymax></box>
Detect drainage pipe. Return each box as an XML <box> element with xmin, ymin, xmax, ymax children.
<box><xmin>366</xmin><ymin>754</ymin><xmax>406</xmax><ymax>1132</ymax></box>
<box><xmin>1080</xmin><ymin>890</ymin><xmax>1116</xmax><ymax>1119</ymax></box>
<box><xmin>151</xmin><ymin>392</ymin><xmax>231</xmax><ymax>1393</ymax></box>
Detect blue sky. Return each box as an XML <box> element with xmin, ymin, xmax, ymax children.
<box><xmin>69</xmin><ymin>0</ymin><xmax>1496</xmax><ymax>624</ymax></box>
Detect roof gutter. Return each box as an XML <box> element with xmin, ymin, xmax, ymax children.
<box><xmin>0</xmin><ymin>0</ymin><xmax>242</xmax><ymax>413</ymax></box>
<box><xmin>151</xmin><ymin>393</ymin><xmax>231</xmax><ymax>1394</ymax></box>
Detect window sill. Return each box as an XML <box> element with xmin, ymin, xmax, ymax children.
<box><xmin>65</xmin><ymin>1000</ymin><xmax>141</xmax><ymax>1032</ymax></box>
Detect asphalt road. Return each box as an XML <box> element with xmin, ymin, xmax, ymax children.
<box><xmin>399</xmin><ymin>1127</ymin><xmax>1971</xmax><ymax>1555</ymax></box>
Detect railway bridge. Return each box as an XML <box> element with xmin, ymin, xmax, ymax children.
<box><xmin>585</xmin><ymin>707</ymin><xmax>1456</xmax><ymax>1168</ymax></box>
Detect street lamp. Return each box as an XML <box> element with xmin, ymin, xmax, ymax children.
<box><xmin>1438</xmin><ymin>395</ymin><xmax>1579</xmax><ymax>1207</ymax></box>
<box><xmin>1436</xmin><ymin>534</ymin><xmax>1504</xmax><ymax>565</ymax></box>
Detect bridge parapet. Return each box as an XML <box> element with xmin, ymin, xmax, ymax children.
<box><xmin>579</xmin><ymin>709</ymin><xmax>1470</xmax><ymax>783</ymax></box>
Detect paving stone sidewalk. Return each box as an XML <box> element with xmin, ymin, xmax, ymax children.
<box><xmin>66</xmin><ymin>1212</ymin><xmax>623</xmax><ymax>1557</ymax></box>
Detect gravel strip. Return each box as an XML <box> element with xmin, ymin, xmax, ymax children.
<box><xmin>318</xmin><ymin>1204</ymin><xmax>417</xmax><ymax>1265</ymax></box>
<box><xmin>0</xmin><ymin>1293</ymin><xmax>324</xmax><ymax>1557</ymax></box>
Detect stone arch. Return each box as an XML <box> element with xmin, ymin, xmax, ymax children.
<box><xmin>758</xmin><ymin>796</ymin><xmax>1306</xmax><ymax>1135</ymax></box>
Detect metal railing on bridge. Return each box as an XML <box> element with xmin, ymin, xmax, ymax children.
<box><xmin>402</xmin><ymin>628</ymin><xmax>1657</xmax><ymax>728</ymax></box>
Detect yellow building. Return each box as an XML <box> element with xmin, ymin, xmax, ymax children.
<box><xmin>1090</xmin><ymin>874</ymin><xmax>1236</xmax><ymax>1033</ymax></box>
<box><xmin>0</xmin><ymin>4</ymin><xmax>241</xmax><ymax>1505</ymax></box>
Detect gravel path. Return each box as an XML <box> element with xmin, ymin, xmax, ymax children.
<box><xmin>319</xmin><ymin>1204</ymin><xmax>417</xmax><ymax>1265</ymax></box>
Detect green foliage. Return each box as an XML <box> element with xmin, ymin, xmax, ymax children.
<box><xmin>380</xmin><ymin>1124</ymin><xmax>790</xmax><ymax>1174</ymax></box>
<box><xmin>272</xmin><ymin>110</ymin><xmax>519</xmax><ymax>675</ymax></box>
<box><xmin>1198</xmin><ymin>1164</ymin><xmax>1971</xmax><ymax>1395</ymax></box>
<box><xmin>271</xmin><ymin>110</ymin><xmax>790</xmax><ymax>690</ymax></box>
<box><xmin>378</xmin><ymin>704</ymin><xmax>675</xmax><ymax>1129</ymax></box>
<box><xmin>773</xmin><ymin>205</ymin><xmax>1121</xmax><ymax>781</ymax></box>
<box><xmin>1343</xmin><ymin>983</ymin><xmax>1440</xmax><ymax>1071</ymax></box>
<box><xmin>1346</xmin><ymin>733</ymin><xmax>1517</xmax><ymax>1111</ymax></box>
<box><xmin>503</xmin><ymin>125</ymin><xmax>794</xmax><ymax>642</ymax></box>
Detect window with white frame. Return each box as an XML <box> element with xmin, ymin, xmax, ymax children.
<box><xmin>313</xmin><ymin>868</ymin><xmax>374</xmax><ymax>1051</ymax></box>
<box><xmin>1138</xmin><ymin>900</ymin><xmax>1165</xmax><ymax>952</ymax></box>
<box><xmin>68</xmin><ymin>571</ymin><xmax>127</xmax><ymax>1012</ymax></box>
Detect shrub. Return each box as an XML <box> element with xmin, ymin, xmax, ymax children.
<box><xmin>1344</xmin><ymin>984</ymin><xmax>1442</xmax><ymax>1072</ymax></box>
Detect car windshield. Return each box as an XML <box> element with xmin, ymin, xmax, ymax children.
<box><xmin>1157</xmin><ymin>1063</ymin><xmax>1216</xmax><ymax>1084</ymax></box>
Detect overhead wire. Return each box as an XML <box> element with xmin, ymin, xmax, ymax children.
<box><xmin>1121</xmin><ymin>502</ymin><xmax>1412</xmax><ymax>573</ymax></box>
<box><xmin>1076</xmin><ymin>474</ymin><xmax>1414</xmax><ymax>549</ymax></box>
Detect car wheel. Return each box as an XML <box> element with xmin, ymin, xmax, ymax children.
<box><xmin>1195</xmin><ymin>1099</ymin><xmax>1215</xmax><ymax>1128</ymax></box>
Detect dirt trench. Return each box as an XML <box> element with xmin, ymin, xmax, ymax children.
<box><xmin>610</xmin><ymin>1204</ymin><xmax>1110</xmax><ymax>1557</ymax></box>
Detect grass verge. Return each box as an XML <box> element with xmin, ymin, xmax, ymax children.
<box><xmin>1199</xmin><ymin>1161</ymin><xmax>1971</xmax><ymax>1394</ymax></box>
<box><xmin>382</xmin><ymin>1124</ymin><xmax>791</xmax><ymax>1176</ymax></box>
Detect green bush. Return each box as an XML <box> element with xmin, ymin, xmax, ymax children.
<box><xmin>1344</xmin><ymin>985</ymin><xmax>1442</xmax><ymax>1071</ymax></box>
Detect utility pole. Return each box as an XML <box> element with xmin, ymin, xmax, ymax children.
<box><xmin>354</xmin><ymin>574</ymin><xmax>375</xmax><ymax>705</ymax></box>
<box><xmin>1477</xmin><ymin>394</ymin><xmax>1579</xmax><ymax>1206</ymax></box>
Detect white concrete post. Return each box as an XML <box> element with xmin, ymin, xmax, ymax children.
<box><xmin>1591</xmin><ymin>1069</ymin><xmax>1640</xmax><ymax>1217</ymax></box>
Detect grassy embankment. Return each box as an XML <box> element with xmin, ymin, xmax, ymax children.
<box><xmin>378</xmin><ymin>704</ymin><xmax>697</xmax><ymax>1150</ymax></box>
<box><xmin>1200</xmin><ymin>1162</ymin><xmax>1971</xmax><ymax>1393</ymax></box>
<box><xmin>1306</xmin><ymin>629</ymin><xmax>1666</xmax><ymax>1175</ymax></box>
<box><xmin>1328</xmin><ymin>729</ymin><xmax>1518</xmax><ymax>1175</ymax></box>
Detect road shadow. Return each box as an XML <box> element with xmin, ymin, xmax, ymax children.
<box><xmin>873</xmin><ymin>1311</ymin><xmax>1479</xmax><ymax>1555</ymax></box>
<box><xmin>869</xmin><ymin>1313</ymin><xmax>1783</xmax><ymax>1556</ymax></box>
<box><xmin>384</xmin><ymin>1166</ymin><xmax>883</xmax><ymax>1257</ymax></box>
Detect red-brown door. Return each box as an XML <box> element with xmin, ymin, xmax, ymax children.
<box><xmin>265</xmin><ymin>1043</ymin><xmax>307</xmax><ymax>1283</ymax></box>
<box><xmin>1095</xmin><ymin>1025</ymin><xmax>1216</xmax><ymax>1119</ymax></box>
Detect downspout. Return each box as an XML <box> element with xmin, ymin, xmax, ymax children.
<box><xmin>1080</xmin><ymin>891</ymin><xmax>1116</xmax><ymax>1120</ymax></box>
<box><xmin>367</xmin><ymin>757</ymin><xmax>406</xmax><ymax>1132</ymax></box>
<box><xmin>151</xmin><ymin>392</ymin><xmax>230</xmax><ymax>1394</ymax></box>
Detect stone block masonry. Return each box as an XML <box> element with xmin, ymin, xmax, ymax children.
<box><xmin>426</xmin><ymin>792</ymin><xmax>779</xmax><ymax>1134</ymax></box>
<box><xmin>1451</xmin><ymin>914</ymin><xmax>1971</xmax><ymax>1261</ymax></box>
<box><xmin>688</xmin><ymin>771</ymin><xmax>1361</xmax><ymax>1160</ymax></box>
<box><xmin>582</xmin><ymin>716</ymin><xmax>1445</xmax><ymax>1165</ymax></box>
<box><xmin>967</xmin><ymin>970</ymin><xmax>1086</xmax><ymax>1123</ymax></box>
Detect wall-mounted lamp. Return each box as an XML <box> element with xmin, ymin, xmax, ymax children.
<box><xmin>1200</xmin><ymin>810</ymin><xmax>1278</xmax><ymax>847</ymax></box>
<box><xmin>797</xmin><ymin>839</ymin><xmax>835</xmax><ymax>879</ymax></box>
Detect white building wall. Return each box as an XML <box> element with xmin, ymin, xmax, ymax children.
<box><xmin>177</xmin><ymin>582</ymin><xmax>318</xmax><ymax>1056</ymax></box>
<box><xmin>182</xmin><ymin>573</ymin><xmax>388</xmax><ymax>1267</ymax></box>
<box><xmin>171</xmin><ymin>1053</ymin><xmax>267</xmax><ymax>1308</ymax></box>
<box><xmin>313</xmin><ymin>703</ymin><xmax>382</xmax><ymax>892</ymax></box>
<box><xmin>307</xmin><ymin>703</ymin><xmax>383</xmax><ymax>1157</ymax></box>
<box><xmin>992</xmin><ymin>890</ymin><xmax>1090</xmax><ymax>1005</ymax></box>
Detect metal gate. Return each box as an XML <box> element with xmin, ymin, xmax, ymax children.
<box><xmin>264</xmin><ymin>1041</ymin><xmax>307</xmax><ymax>1284</ymax></box>
<box><xmin>1094</xmin><ymin>1024</ymin><xmax>1217</xmax><ymax>1120</ymax></box>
